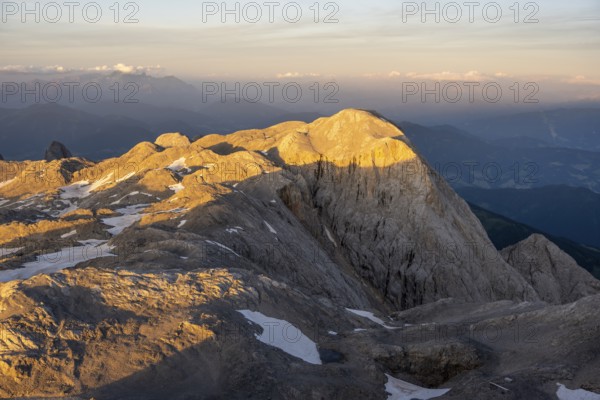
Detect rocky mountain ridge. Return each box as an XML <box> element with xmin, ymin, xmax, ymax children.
<box><xmin>0</xmin><ymin>109</ymin><xmax>598</xmax><ymax>399</ymax></box>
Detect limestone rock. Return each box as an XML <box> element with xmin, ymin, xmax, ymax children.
<box><xmin>44</xmin><ymin>141</ymin><xmax>72</xmax><ymax>161</ymax></box>
<box><xmin>502</xmin><ymin>234</ymin><xmax>600</xmax><ymax>304</ymax></box>
<box><xmin>1</xmin><ymin>109</ymin><xmax>598</xmax><ymax>399</ymax></box>
<box><xmin>198</xmin><ymin>109</ymin><xmax>538</xmax><ymax>309</ymax></box>
<box><xmin>154</xmin><ymin>133</ymin><xmax>191</xmax><ymax>148</ymax></box>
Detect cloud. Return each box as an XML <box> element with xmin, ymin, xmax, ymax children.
<box><xmin>0</xmin><ymin>64</ymin><xmax>164</xmax><ymax>75</ymax></box>
<box><xmin>89</xmin><ymin>63</ymin><xmax>164</xmax><ymax>75</ymax></box>
<box><xmin>0</xmin><ymin>65</ymin><xmax>68</xmax><ymax>73</ymax></box>
<box><xmin>276</xmin><ymin>72</ymin><xmax>321</xmax><ymax>79</ymax></box>
<box><xmin>565</xmin><ymin>75</ymin><xmax>600</xmax><ymax>86</ymax></box>
<box><xmin>403</xmin><ymin>71</ymin><xmax>490</xmax><ymax>82</ymax></box>
<box><xmin>364</xmin><ymin>70</ymin><xmax>502</xmax><ymax>82</ymax></box>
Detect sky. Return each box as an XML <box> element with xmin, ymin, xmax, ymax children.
<box><xmin>1</xmin><ymin>0</ymin><xmax>599</xmax><ymax>82</ymax></box>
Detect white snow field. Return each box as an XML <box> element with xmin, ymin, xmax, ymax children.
<box><xmin>557</xmin><ymin>384</ymin><xmax>600</xmax><ymax>400</ymax></box>
<box><xmin>346</xmin><ymin>308</ymin><xmax>399</xmax><ymax>329</ymax></box>
<box><xmin>385</xmin><ymin>374</ymin><xmax>450</xmax><ymax>400</ymax></box>
<box><xmin>0</xmin><ymin>241</ymin><xmax>114</xmax><ymax>282</ymax></box>
<box><xmin>102</xmin><ymin>204</ymin><xmax>149</xmax><ymax>235</ymax></box>
<box><xmin>237</xmin><ymin>310</ymin><xmax>322</xmax><ymax>365</ymax></box>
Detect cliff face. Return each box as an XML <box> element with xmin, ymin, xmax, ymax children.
<box><xmin>199</xmin><ymin>109</ymin><xmax>538</xmax><ymax>309</ymax></box>
<box><xmin>502</xmin><ymin>234</ymin><xmax>600</xmax><ymax>304</ymax></box>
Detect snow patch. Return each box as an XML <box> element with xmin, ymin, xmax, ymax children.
<box><xmin>167</xmin><ymin>157</ymin><xmax>188</xmax><ymax>172</ymax></box>
<box><xmin>60</xmin><ymin>173</ymin><xmax>115</xmax><ymax>199</ymax></box>
<box><xmin>110</xmin><ymin>191</ymin><xmax>140</xmax><ymax>205</ymax></box>
<box><xmin>346</xmin><ymin>309</ymin><xmax>398</xmax><ymax>330</ymax></box>
<box><xmin>169</xmin><ymin>183</ymin><xmax>185</xmax><ymax>193</ymax></box>
<box><xmin>0</xmin><ymin>178</ymin><xmax>16</xmax><ymax>189</ymax></box>
<box><xmin>15</xmin><ymin>201</ymin><xmax>36</xmax><ymax>210</ymax></box>
<box><xmin>53</xmin><ymin>200</ymin><xmax>79</xmax><ymax>218</ymax></box>
<box><xmin>60</xmin><ymin>230</ymin><xmax>77</xmax><ymax>239</ymax></box>
<box><xmin>116</xmin><ymin>172</ymin><xmax>136</xmax><ymax>183</ymax></box>
<box><xmin>154</xmin><ymin>207</ymin><xmax>189</xmax><ymax>215</ymax></box>
<box><xmin>178</xmin><ymin>220</ymin><xmax>187</xmax><ymax>228</ymax></box>
<box><xmin>0</xmin><ymin>241</ymin><xmax>114</xmax><ymax>283</ymax></box>
<box><xmin>385</xmin><ymin>374</ymin><xmax>450</xmax><ymax>400</ymax></box>
<box><xmin>78</xmin><ymin>239</ymin><xmax>108</xmax><ymax>246</ymax></box>
<box><xmin>102</xmin><ymin>204</ymin><xmax>148</xmax><ymax>235</ymax></box>
<box><xmin>324</xmin><ymin>227</ymin><xmax>337</xmax><ymax>247</ymax></box>
<box><xmin>237</xmin><ymin>310</ymin><xmax>322</xmax><ymax>365</ymax></box>
<box><xmin>0</xmin><ymin>247</ymin><xmax>23</xmax><ymax>257</ymax></box>
<box><xmin>557</xmin><ymin>384</ymin><xmax>600</xmax><ymax>400</ymax></box>
<box><xmin>206</xmin><ymin>240</ymin><xmax>240</xmax><ymax>257</ymax></box>
<box><xmin>264</xmin><ymin>221</ymin><xmax>277</xmax><ymax>234</ymax></box>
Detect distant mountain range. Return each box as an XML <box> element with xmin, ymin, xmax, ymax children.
<box><xmin>0</xmin><ymin>71</ymin><xmax>326</xmax><ymax>160</ymax></box>
<box><xmin>459</xmin><ymin>185</ymin><xmax>600</xmax><ymax>248</ymax></box>
<box><xmin>471</xmin><ymin>203</ymin><xmax>600</xmax><ymax>279</ymax></box>
<box><xmin>0</xmin><ymin>103</ymin><xmax>323</xmax><ymax>161</ymax></box>
<box><xmin>0</xmin><ymin>72</ymin><xmax>199</xmax><ymax>109</ymax></box>
<box><xmin>0</xmin><ymin>103</ymin><xmax>152</xmax><ymax>161</ymax></box>
<box><xmin>400</xmin><ymin>121</ymin><xmax>600</xmax><ymax>193</ymax></box>
<box><xmin>462</xmin><ymin>108</ymin><xmax>600</xmax><ymax>151</ymax></box>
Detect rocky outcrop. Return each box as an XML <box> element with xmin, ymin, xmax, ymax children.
<box><xmin>502</xmin><ymin>234</ymin><xmax>600</xmax><ymax>304</ymax></box>
<box><xmin>198</xmin><ymin>109</ymin><xmax>538</xmax><ymax>309</ymax></box>
<box><xmin>154</xmin><ymin>132</ymin><xmax>191</xmax><ymax>148</ymax></box>
<box><xmin>44</xmin><ymin>141</ymin><xmax>72</xmax><ymax>161</ymax></box>
<box><xmin>0</xmin><ymin>154</ymin><xmax>4</xmax><ymax>161</ymax></box>
<box><xmin>0</xmin><ymin>158</ymin><xmax>92</xmax><ymax>199</ymax></box>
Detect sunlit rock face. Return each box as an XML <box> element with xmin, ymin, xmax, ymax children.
<box><xmin>154</xmin><ymin>132</ymin><xmax>191</xmax><ymax>148</ymax></box>
<box><xmin>0</xmin><ymin>109</ymin><xmax>598</xmax><ymax>399</ymax></box>
<box><xmin>199</xmin><ymin>109</ymin><xmax>538</xmax><ymax>308</ymax></box>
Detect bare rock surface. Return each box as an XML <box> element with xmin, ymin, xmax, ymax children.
<box><xmin>154</xmin><ymin>132</ymin><xmax>191</xmax><ymax>148</ymax></box>
<box><xmin>197</xmin><ymin>109</ymin><xmax>538</xmax><ymax>309</ymax></box>
<box><xmin>0</xmin><ymin>109</ymin><xmax>598</xmax><ymax>399</ymax></box>
<box><xmin>502</xmin><ymin>234</ymin><xmax>600</xmax><ymax>304</ymax></box>
<box><xmin>44</xmin><ymin>141</ymin><xmax>73</xmax><ymax>162</ymax></box>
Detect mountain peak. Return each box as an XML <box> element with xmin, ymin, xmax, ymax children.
<box><xmin>313</xmin><ymin>109</ymin><xmax>398</xmax><ymax>130</ymax></box>
<box><xmin>502</xmin><ymin>234</ymin><xmax>600</xmax><ymax>304</ymax></box>
<box><xmin>44</xmin><ymin>141</ymin><xmax>72</xmax><ymax>162</ymax></box>
<box><xmin>304</xmin><ymin>109</ymin><xmax>411</xmax><ymax>166</ymax></box>
<box><xmin>155</xmin><ymin>133</ymin><xmax>191</xmax><ymax>148</ymax></box>
<box><xmin>326</xmin><ymin>108</ymin><xmax>381</xmax><ymax>120</ymax></box>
